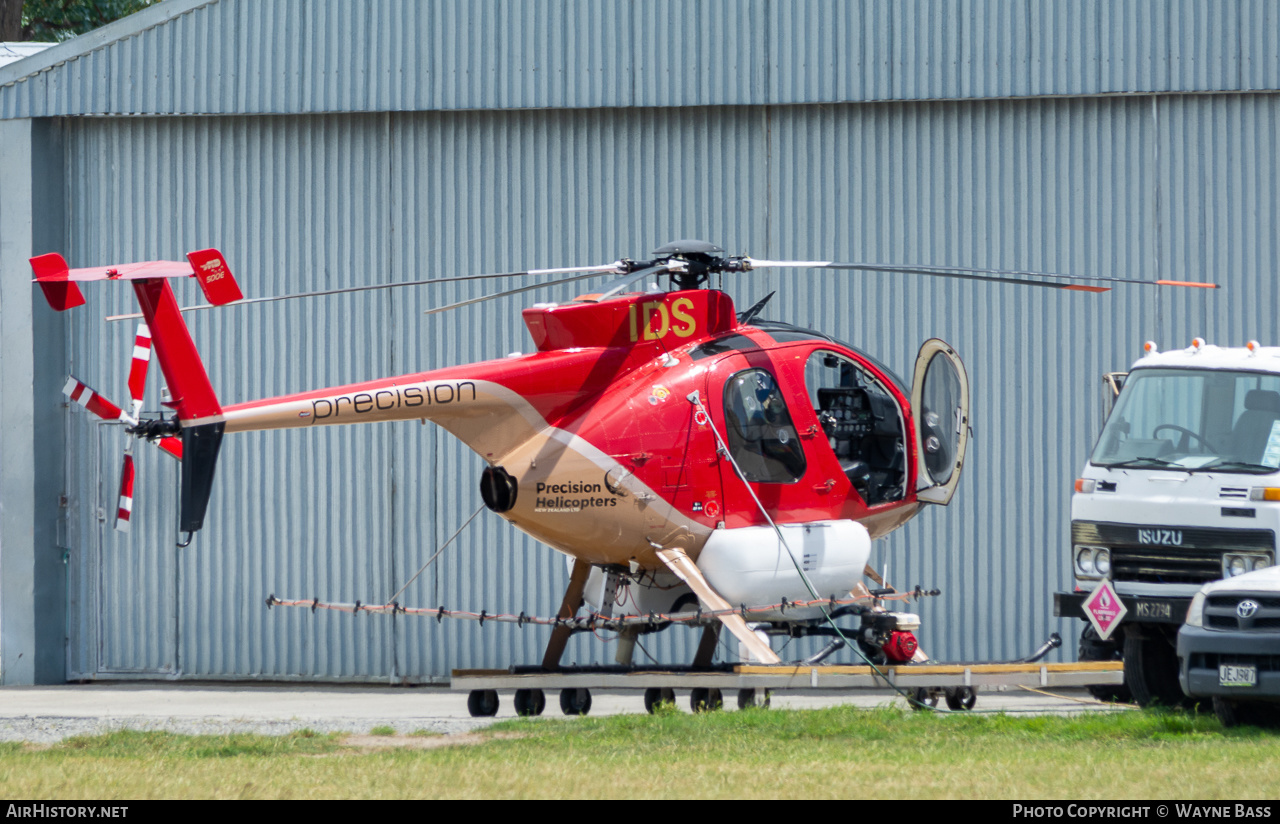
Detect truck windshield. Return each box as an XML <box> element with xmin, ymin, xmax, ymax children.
<box><xmin>1091</xmin><ymin>368</ymin><xmax>1280</xmax><ymax>474</ymax></box>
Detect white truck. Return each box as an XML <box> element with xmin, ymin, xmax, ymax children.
<box><xmin>1056</xmin><ymin>339</ymin><xmax>1280</xmax><ymax>706</ymax></box>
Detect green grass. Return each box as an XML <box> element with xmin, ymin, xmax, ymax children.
<box><xmin>0</xmin><ymin>707</ymin><xmax>1277</xmax><ymax>799</ymax></box>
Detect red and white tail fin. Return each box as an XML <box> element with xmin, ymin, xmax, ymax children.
<box><xmin>38</xmin><ymin>250</ymin><xmax>241</xmax><ymax>536</ymax></box>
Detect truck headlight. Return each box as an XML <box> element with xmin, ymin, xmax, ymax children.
<box><xmin>1222</xmin><ymin>553</ymin><xmax>1273</xmax><ymax>577</ymax></box>
<box><xmin>1185</xmin><ymin>590</ymin><xmax>1207</xmax><ymax>627</ymax></box>
<box><xmin>1075</xmin><ymin>546</ymin><xmax>1096</xmax><ymax>576</ymax></box>
<box><xmin>1074</xmin><ymin>545</ymin><xmax>1107</xmax><ymax>579</ymax></box>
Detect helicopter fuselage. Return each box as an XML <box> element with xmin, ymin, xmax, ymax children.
<box><xmin>217</xmin><ymin>288</ymin><xmax>924</xmax><ymax>572</ymax></box>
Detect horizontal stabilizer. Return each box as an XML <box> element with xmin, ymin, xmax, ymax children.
<box><xmin>31</xmin><ymin>249</ymin><xmax>242</xmax><ymax>312</ymax></box>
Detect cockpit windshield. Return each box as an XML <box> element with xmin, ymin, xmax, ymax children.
<box><xmin>1091</xmin><ymin>368</ymin><xmax>1280</xmax><ymax>474</ymax></box>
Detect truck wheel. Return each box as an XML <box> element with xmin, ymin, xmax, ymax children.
<box><xmin>1123</xmin><ymin>629</ymin><xmax>1185</xmax><ymax>708</ymax></box>
<box><xmin>1079</xmin><ymin>625</ymin><xmax>1131</xmax><ymax>703</ymax></box>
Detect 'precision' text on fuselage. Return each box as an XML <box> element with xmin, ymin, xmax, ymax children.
<box><xmin>310</xmin><ymin>381</ymin><xmax>477</xmax><ymax>422</ymax></box>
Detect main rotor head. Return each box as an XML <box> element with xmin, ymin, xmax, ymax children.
<box><xmin>646</xmin><ymin>239</ymin><xmax>745</xmax><ymax>290</ymax></box>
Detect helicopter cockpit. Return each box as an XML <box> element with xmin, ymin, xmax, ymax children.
<box><xmin>805</xmin><ymin>350</ymin><xmax>907</xmax><ymax>505</ymax></box>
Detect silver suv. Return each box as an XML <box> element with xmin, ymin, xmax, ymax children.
<box><xmin>1178</xmin><ymin>565</ymin><xmax>1280</xmax><ymax>727</ymax></box>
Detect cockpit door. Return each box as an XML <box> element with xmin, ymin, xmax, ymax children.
<box><xmin>910</xmin><ymin>339</ymin><xmax>970</xmax><ymax>505</ymax></box>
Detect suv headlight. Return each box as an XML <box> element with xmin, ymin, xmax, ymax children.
<box><xmin>1185</xmin><ymin>590</ymin><xmax>1207</xmax><ymax>627</ymax></box>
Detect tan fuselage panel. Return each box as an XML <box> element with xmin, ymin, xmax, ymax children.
<box><xmin>221</xmin><ymin>378</ymin><xmax>710</xmax><ymax>569</ymax></box>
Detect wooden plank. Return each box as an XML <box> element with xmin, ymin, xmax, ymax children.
<box><xmin>734</xmin><ymin>661</ymin><xmax>1125</xmax><ymax>675</ymax></box>
<box><xmin>655</xmin><ymin>547</ymin><xmax>781</xmax><ymax>665</ymax></box>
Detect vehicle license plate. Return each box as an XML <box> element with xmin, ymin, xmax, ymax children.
<box><xmin>1219</xmin><ymin>664</ymin><xmax>1257</xmax><ymax>688</ymax></box>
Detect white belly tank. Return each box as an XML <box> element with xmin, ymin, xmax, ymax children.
<box><xmin>696</xmin><ymin>520</ymin><xmax>873</xmax><ymax>620</ymax></box>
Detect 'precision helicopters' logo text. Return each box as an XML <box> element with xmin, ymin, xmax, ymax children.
<box><xmin>534</xmin><ymin>480</ymin><xmax>621</xmax><ymax>513</ymax></box>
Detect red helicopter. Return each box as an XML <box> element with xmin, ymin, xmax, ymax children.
<box><xmin>32</xmin><ymin>240</ymin><xmax>1213</xmax><ymax>673</ymax></box>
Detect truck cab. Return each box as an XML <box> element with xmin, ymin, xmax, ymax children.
<box><xmin>1056</xmin><ymin>340</ymin><xmax>1280</xmax><ymax>706</ymax></box>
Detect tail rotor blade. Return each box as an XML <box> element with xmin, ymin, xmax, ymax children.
<box><xmin>156</xmin><ymin>436</ymin><xmax>183</xmax><ymax>461</ymax></box>
<box><xmin>64</xmin><ymin>376</ymin><xmax>132</xmax><ymax>424</ymax></box>
<box><xmin>115</xmin><ymin>453</ymin><xmax>135</xmax><ymax>533</ymax></box>
<box><xmin>127</xmin><ymin>323</ymin><xmax>153</xmax><ymax>421</ymax></box>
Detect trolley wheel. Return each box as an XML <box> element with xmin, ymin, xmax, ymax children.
<box><xmin>644</xmin><ymin>687</ymin><xmax>677</xmax><ymax>714</ymax></box>
<box><xmin>910</xmin><ymin>687</ymin><xmax>941</xmax><ymax>710</ymax></box>
<box><xmin>944</xmin><ymin>686</ymin><xmax>978</xmax><ymax>711</ymax></box>
<box><xmin>736</xmin><ymin>688</ymin><xmax>772</xmax><ymax>709</ymax></box>
<box><xmin>466</xmin><ymin>689</ymin><xmax>500</xmax><ymax>717</ymax></box>
<box><xmin>559</xmin><ymin>687</ymin><xmax>592</xmax><ymax>716</ymax></box>
<box><xmin>690</xmin><ymin>687</ymin><xmax>724</xmax><ymax>713</ymax></box>
<box><xmin>514</xmin><ymin>688</ymin><xmax>546</xmax><ymax>717</ymax></box>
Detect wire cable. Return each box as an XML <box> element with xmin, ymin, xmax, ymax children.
<box><xmin>385</xmin><ymin>505</ymin><xmax>485</xmax><ymax>605</ymax></box>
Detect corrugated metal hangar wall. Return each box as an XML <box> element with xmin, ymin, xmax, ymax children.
<box><xmin>2</xmin><ymin>0</ymin><xmax>1278</xmax><ymax>683</ymax></box>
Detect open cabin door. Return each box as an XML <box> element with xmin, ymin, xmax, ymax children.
<box><xmin>910</xmin><ymin>339</ymin><xmax>970</xmax><ymax>505</ymax></box>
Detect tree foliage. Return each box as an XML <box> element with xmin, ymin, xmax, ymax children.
<box><xmin>3</xmin><ymin>0</ymin><xmax>158</xmax><ymax>42</ymax></box>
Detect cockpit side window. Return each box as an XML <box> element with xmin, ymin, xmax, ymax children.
<box><xmin>723</xmin><ymin>369</ymin><xmax>806</xmax><ymax>483</ymax></box>
<box><xmin>804</xmin><ymin>350</ymin><xmax>906</xmax><ymax>504</ymax></box>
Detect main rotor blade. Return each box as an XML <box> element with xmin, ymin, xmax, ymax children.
<box><xmin>746</xmin><ymin>259</ymin><xmax>1219</xmax><ymax>291</ymax></box>
<box><xmin>106</xmin><ymin>263</ymin><xmax>626</xmax><ymax>322</ymax></box>
<box><xmin>427</xmin><ymin>263</ymin><xmax>670</xmax><ymax>316</ymax></box>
